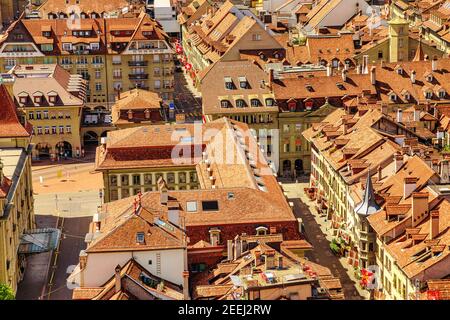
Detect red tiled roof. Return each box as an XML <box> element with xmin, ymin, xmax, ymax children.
<box><xmin>0</xmin><ymin>85</ymin><xmax>31</xmax><ymax>138</ymax></box>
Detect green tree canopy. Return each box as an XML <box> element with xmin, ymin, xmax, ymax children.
<box><xmin>0</xmin><ymin>284</ymin><xmax>15</xmax><ymax>300</ymax></box>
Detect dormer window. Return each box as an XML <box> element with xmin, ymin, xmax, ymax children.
<box><xmin>438</xmin><ymin>90</ymin><xmax>446</xmax><ymax>98</ymax></box>
<box><xmin>336</xmin><ymin>82</ymin><xmax>345</xmax><ymax>90</ymax></box>
<box><xmin>426</xmin><ymin>74</ymin><xmax>433</xmax><ymax>82</ymax></box>
<box><xmin>305</xmin><ymin>84</ymin><xmax>314</xmax><ymax>92</ymax></box>
<box><xmin>389</xmin><ymin>92</ymin><xmax>397</xmax><ymax>102</ymax></box>
<box><xmin>127</xmin><ymin>110</ymin><xmax>133</xmax><ymax>119</ymax></box>
<box><xmin>288</xmin><ymin>100</ymin><xmax>297</xmax><ymax>111</ymax></box>
<box><xmin>220</xmin><ymin>100</ymin><xmax>230</xmax><ymax>108</ymax></box>
<box><xmin>425</xmin><ymin>91</ymin><xmax>433</xmax><ymax>99</ymax></box>
<box><xmin>48</xmin><ymin>93</ymin><xmax>57</xmax><ymax>103</ymax></box>
<box><xmin>136</xmin><ymin>232</ymin><xmax>145</xmax><ymax>244</ymax></box>
<box><xmin>236</xmin><ymin>99</ymin><xmax>246</xmax><ymax>108</ymax></box>
<box><xmin>238</xmin><ymin>76</ymin><xmax>247</xmax><ymax>89</ymax></box>
<box><xmin>265</xmin><ymin>98</ymin><xmax>274</xmax><ymax>107</ymax></box>
<box><xmin>224</xmin><ymin>77</ymin><xmax>233</xmax><ymax>90</ymax></box>
<box><xmin>19</xmin><ymin>96</ymin><xmax>27</xmax><ymax>104</ymax></box>
<box><xmin>250</xmin><ymin>98</ymin><xmax>260</xmax><ymax>107</ymax></box>
<box><xmin>396</xmin><ymin>67</ymin><xmax>403</xmax><ymax>75</ymax></box>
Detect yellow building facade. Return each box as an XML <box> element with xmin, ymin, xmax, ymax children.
<box><xmin>0</xmin><ymin>83</ymin><xmax>35</xmax><ymax>293</ymax></box>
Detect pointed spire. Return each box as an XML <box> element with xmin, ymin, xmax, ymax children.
<box><xmin>413</xmin><ymin>33</ymin><xmax>425</xmax><ymax>62</ymax></box>
<box><xmin>354</xmin><ymin>170</ymin><xmax>381</xmax><ymax>216</ymax></box>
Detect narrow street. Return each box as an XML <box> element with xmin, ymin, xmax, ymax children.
<box><xmin>173</xmin><ymin>68</ymin><xmax>203</xmax><ymax>122</ymax></box>
<box><xmin>282</xmin><ymin>182</ymin><xmax>366</xmax><ymax>300</ymax></box>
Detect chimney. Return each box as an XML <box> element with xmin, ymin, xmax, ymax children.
<box><xmin>430</xmin><ymin>211</ymin><xmax>440</xmax><ymax>239</ymax></box>
<box><xmin>167</xmin><ymin>201</ymin><xmax>180</xmax><ymax>227</ymax></box>
<box><xmin>413</xmin><ymin>108</ymin><xmax>421</xmax><ymax>122</ymax></box>
<box><xmin>264</xmin><ymin>250</ymin><xmax>276</xmax><ymax>269</ymax></box>
<box><xmin>327</xmin><ymin>63</ymin><xmax>332</xmax><ymax>76</ymax></box>
<box><xmin>234</xmin><ymin>236</ymin><xmax>242</xmax><ymax>259</ymax></box>
<box><xmin>370</xmin><ymin>66</ymin><xmax>376</xmax><ymax>85</ymax></box>
<box><xmin>433</xmin><ymin>106</ymin><xmax>439</xmax><ymax>119</ymax></box>
<box><xmin>182</xmin><ymin>271</ymin><xmax>190</xmax><ymax>300</ymax></box>
<box><xmin>404</xmin><ymin>177</ymin><xmax>418</xmax><ymax>198</ymax></box>
<box><xmin>394</xmin><ymin>152</ymin><xmax>404</xmax><ymax>172</ymax></box>
<box><xmin>158</xmin><ymin>177</ymin><xmax>168</xmax><ymax>204</ymax></box>
<box><xmin>380</xmin><ymin>60</ymin><xmax>385</xmax><ymax>68</ymax></box>
<box><xmin>176</xmin><ymin>113</ymin><xmax>186</xmax><ymax>124</ymax></box>
<box><xmin>254</xmin><ymin>249</ymin><xmax>262</xmax><ymax>265</ymax></box>
<box><xmin>412</xmin><ymin>192</ymin><xmax>429</xmax><ymax>227</ymax></box>
<box><xmin>397</xmin><ymin>109</ymin><xmax>403</xmax><ymax>123</ymax></box>
<box><xmin>356</xmin><ymin>64</ymin><xmax>361</xmax><ymax>74</ymax></box>
<box><xmin>341</xmin><ymin>69</ymin><xmax>347</xmax><ymax>82</ymax></box>
<box><xmin>79</xmin><ymin>251</ymin><xmax>87</xmax><ymax>270</ymax></box>
<box><xmin>227</xmin><ymin>240</ymin><xmax>234</xmax><ymax>261</ymax></box>
<box><xmin>440</xmin><ymin>160</ymin><xmax>449</xmax><ymax>183</ymax></box>
<box><xmin>115</xmin><ymin>265</ymin><xmax>121</xmax><ymax>293</ymax></box>
<box><xmin>278</xmin><ymin>256</ymin><xmax>283</xmax><ymax>270</ymax></box>
<box><xmin>268</xmin><ymin>68</ymin><xmax>274</xmax><ymax>90</ymax></box>
<box><xmin>410</xmin><ymin>70</ymin><xmax>416</xmax><ymax>83</ymax></box>
<box><xmin>380</xmin><ymin>103</ymin><xmax>388</xmax><ymax>115</ymax></box>
<box><xmin>432</xmin><ymin>57</ymin><xmax>438</xmax><ymax>72</ymax></box>
<box><xmin>377</xmin><ymin>165</ymin><xmax>382</xmax><ymax>181</ymax></box>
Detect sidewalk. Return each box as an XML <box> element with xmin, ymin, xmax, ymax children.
<box><xmin>283</xmin><ymin>182</ymin><xmax>370</xmax><ymax>300</ymax></box>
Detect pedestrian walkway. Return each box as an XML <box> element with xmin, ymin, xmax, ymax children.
<box><xmin>282</xmin><ymin>182</ymin><xmax>370</xmax><ymax>300</ymax></box>
<box><xmin>181</xmin><ymin>68</ymin><xmax>201</xmax><ymax>98</ymax></box>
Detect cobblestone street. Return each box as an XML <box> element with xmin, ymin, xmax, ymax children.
<box><xmin>282</xmin><ymin>182</ymin><xmax>369</xmax><ymax>300</ymax></box>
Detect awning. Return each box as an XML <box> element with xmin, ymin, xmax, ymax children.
<box><xmin>18</xmin><ymin>228</ymin><xmax>61</xmax><ymax>254</ymax></box>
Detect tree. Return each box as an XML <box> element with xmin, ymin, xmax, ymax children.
<box><xmin>0</xmin><ymin>284</ymin><xmax>15</xmax><ymax>300</ymax></box>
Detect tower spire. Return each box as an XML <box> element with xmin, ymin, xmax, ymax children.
<box><xmin>354</xmin><ymin>170</ymin><xmax>381</xmax><ymax>216</ymax></box>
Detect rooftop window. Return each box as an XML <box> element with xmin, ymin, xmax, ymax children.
<box><xmin>202</xmin><ymin>200</ymin><xmax>219</xmax><ymax>211</ymax></box>
<box><xmin>186</xmin><ymin>201</ymin><xmax>197</xmax><ymax>212</ymax></box>
<box><xmin>136</xmin><ymin>232</ymin><xmax>145</xmax><ymax>244</ymax></box>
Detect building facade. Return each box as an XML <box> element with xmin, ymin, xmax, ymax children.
<box><xmin>9</xmin><ymin>64</ymin><xmax>87</xmax><ymax>160</ymax></box>
<box><xmin>0</xmin><ymin>83</ymin><xmax>35</xmax><ymax>293</ymax></box>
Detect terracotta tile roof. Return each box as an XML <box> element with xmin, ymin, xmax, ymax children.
<box><xmin>86</xmin><ymin>203</ymin><xmax>185</xmax><ymax>253</ymax></box>
<box><xmin>37</xmin><ymin>0</ymin><xmax>134</xmax><ymax>16</ymax></box>
<box><xmin>0</xmin><ymin>85</ymin><xmax>32</xmax><ymax>138</ymax></box>
<box><xmin>0</xmin><ymin>176</ymin><xmax>12</xmax><ymax>198</ymax></box>
<box><xmin>73</xmin><ymin>259</ymin><xmax>184</xmax><ymax>300</ymax></box>
<box><xmin>96</xmin><ymin>118</ymin><xmax>296</xmax><ymax>227</ymax></box>
<box><xmin>11</xmin><ymin>64</ymin><xmax>86</xmax><ymax>108</ymax></box>
<box><xmin>201</xmin><ymin>60</ymin><xmax>278</xmax><ymax>115</ymax></box>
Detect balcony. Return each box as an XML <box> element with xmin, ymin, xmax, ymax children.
<box><xmin>128</xmin><ymin>60</ymin><xmax>148</xmax><ymax>67</ymax></box>
<box><xmin>129</xmin><ymin>73</ymin><xmax>149</xmax><ymax>80</ymax></box>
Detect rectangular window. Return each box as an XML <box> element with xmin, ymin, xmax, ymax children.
<box><xmin>144</xmin><ymin>174</ymin><xmax>152</xmax><ymax>185</ymax></box>
<box><xmin>28</xmin><ymin>111</ymin><xmax>34</xmax><ymax>120</ymax></box>
<box><xmin>110</xmin><ymin>175</ymin><xmax>118</xmax><ymax>187</ymax></box>
<box><xmin>44</xmin><ymin>126</ymin><xmax>50</xmax><ymax>134</ymax></box>
<box><xmin>190</xmin><ymin>172</ymin><xmax>198</xmax><ymax>183</ymax></box>
<box><xmin>95</xmin><ymin>70</ymin><xmax>101</xmax><ymax>79</ymax></box>
<box><xmin>122</xmin><ymin>188</ymin><xmax>130</xmax><ymax>198</ymax></box>
<box><xmin>66</xmin><ymin>125</ymin><xmax>71</xmax><ymax>133</ymax></box>
<box><xmin>187</xmin><ymin>201</ymin><xmax>197</xmax><ymax>212</ymax></box>
<box><xmin>202</xmin><ymin>200</ymin><xmax>219</xmax><ymax>211</ymax></box>
<box><xmin>252</xmin><ymin>34</ymin><xmax>261</xmax><ymax>41</ymax></box>
<box><xmin>136</xmin><ymin>232</ymin><xmax>145</xmax><ymax>243</ymax></box>
<box><xmin>95</xmin><ymin>82</ymin><xmax>102</xmax><ymax>91</ymax></box>
<box><xmin>121</xmin><ymin>175</ymin><xmax>129</xmax><ymax>186</ymax></box>
<box><xmin>153</xmin><ymin>54</ymin><xmax>160</xmax><ymax>63</ymax></box>
<box><xmin>167</xmin><ymin>173</ymin><xmax>175</xmax><ymax>184</ymax></box>
<box><xmin>37</xmin><ymin>126</ymin><xmax>42</xmax><ymax>135</ymax></box>
<box><xmin>43</xmin><ymin>110</ymin><xmax>49</xmax><ymax>119</ymax></box>
<box><xmin>132</xmin><ymin>174</ymin><xmax>141</xmax><ymax>185</ymax></box>
<box><xmin>51</xmin><ymin>126</ymin><xmax>56</xmax><ymax>134</ymax></box>
<box><xmin>179</xmin><ymin>172</ymin><xmax>186</xmax><ymax>184</ymax></box>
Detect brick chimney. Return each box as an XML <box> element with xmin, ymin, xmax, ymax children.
<box><xmin>268</xmin><ymin>68</ymin><xmax>274</xmax><ymax>90</ymax></box>
<box><xmin>377</xmin><ymin>165</ymin><xmax>382</xmax><ymax>181</ymax></box>
<box><xmin>412</xmin><ymin>192</ymin><xmax>429</xmax><ymax>227</ymax></box>
<box><xmin>114</xmin><ymin>264</ymin><xmax>121</xmax><ymax>293</ymax></box>
<box><xmin>370</xmin><ymin>66</ymin><xmax>376</xmax><ymax>85</ymax></box>
<box><xmin>397</xmin><ymin>109</ymin><xmax>403</xmax><ymax>123</ymax></box>
<box><xmin>410</xmin><ymin>70</ymin><xmax>416</xmax><ymax>83</ymax></box>
<box><xmin>341</xmin><ymin>69</ymin><xmax>347</xmax><ymax>82</ymax></box>
<box><xmin>430</xmin><ymin>210</ymin><xmax>440</xmax><ymax>239</ymax></box>
<box><xmin>432</xmin><ymin>56</ymin><xmax>438</xmax><ymax>72</ymax></box>
<box><xmin>265</xmin><ymin>250</ymin><xmax>276</xmax><ymax>269</ymax></box>
<box><xmin>182</xmin><ymin>270</ymin><xmax>190</xmax><ymax>299</ymax></box>
<box><xmin>404</xmin><ymin>177</ymin><xmax>418</xmax><ymax>198</ymax></box>
<box><xmin>394</xmin><ymin>152</ymin><xmax>404</xmax><ymax>172</ymax></box>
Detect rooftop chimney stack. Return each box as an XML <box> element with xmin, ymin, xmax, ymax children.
<box><xmin>327</xmin><ymin>63</ymin><xmax>332</xmax><ymax>76</ymax></box>
<box><xmin>410</xmin><ymin>70</ymin><xmax>416</xmax><ymax>83</ymax></box>
<box><xmin>414</xmin><ymin>108</ymin><xmax>421</xmax><ymax>122</ymax></box>
<box><xmin>370</xmin><ymin>66</ymin><xmax>376</xmax><ymax>85</ymax></box>
<box><xmin>268</xmin><ymin>68</ymin><xmax>274</xmax><ymax>90</ymax></box>
<box><xmin>404</xmin><ymin>177</ymin><xmax>418</xmax><ymax>198</ymax></box>
<box><xmin>397</xmin><ymin>109</ymin><xmax>403</xmax><ymax>123</ymax></box>
<box><xmin>432</xmin><ymin>57</ymin><xmax>438</xmax><ymax>72</ymax></box>
<box><xmin>114</xmin><ymin>265</ymin><xmax>121</xmax><ymax>293</ymax></box>
<box><xmin>430</xmin><ymin>211</ymin><xmax>440</xmax><ymax>239</ymax></box>
<box><xmin>394</xmin><ymin>152</ymin><xmax>404</xmax><ymax>172</ymax></box>
<box><xmin>377</xmin><ymin>165</ymin><xmax>382</xmax><ymax>181</ymax></box>
<box><xmin>412</xmin><ymin>192</ymin><xmax>429</xmax><ymax>227</ymax></box>
<box><xmin>341</xmin><ymin>69</ymin><xmax>347</xmax><ymax>82</ymax></box>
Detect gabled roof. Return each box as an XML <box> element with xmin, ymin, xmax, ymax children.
<box><xmin>0</xmin><ymin>85</ymin><xmax>31</xmax><ymax>138</ymax></box>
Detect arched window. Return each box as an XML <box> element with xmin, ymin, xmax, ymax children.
<box><xmin>250</xmin><ymin>99</ymin><xmax>260</xmax><ymax>107</ymax></box>
<box><xmin>236</xmin><ymin>99</ymin><xmax>246</xmax><ymax>108</ymax></box>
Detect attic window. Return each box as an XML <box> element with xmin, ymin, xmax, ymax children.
<box><xmin>136</xmin><ymin>232</ymin><xmax>145</xmax><ymax>244</ymax></box>
<box><xmin>425</xmin><ymin>91</ymin><xmax>432</xmax><ymax>99</ymax></box>
<box><xmin>251</xmin><ymin>99</ymin><xmax>260</xmax><ymax>107</ymax></box>
<box><xmin>224</xmin><ymin>77</ymin><xmax>233</xmax><ymax>90</ymax></box>
<box><xmin>397</xmin><ymin>68</ymin><xmax>403</xmax><ymax>75</ymax></box>
<box><xmin>336</xmin><ymin>82</ymin><xmax>345</xmax><ymax>90</ymax></box>
<box><xmin>202</xmin><ymin>200</ymin><xmax>219</xmax><ymax>211</ymax></box>
<box><xmin>439</xmin><ymin>90</ymin><xmax>446</xmax><ymax>98</ymax></box>
<box><xmin>389</xmin><ymin>93</ymin><xmax>397</xmax><ymax>102</ymax></box>
<box><xmin>238</xmin><ymin>76</ymin><xmax>247</xmax><ymax>89</ymax></box>
<box><xmin>305</xmin><ymin>84</ymin><xmax>314</xmax><ymax>92</ymax></box>
<box><xmin>186</xmin><ymin>201</ymin><xmax>197</xmax><ymax>212</ymax></box>
<box><xmin>19</xmin><ymin>96</ymin><xmax>27</xmax><ymax>104</ymax></box>
<box><xmin>426</xmin><ymin>74</ymin><xmax>433</xmax><ymax>82</ymax></box>
<box><xmin>236</xmin><ymin>99</ymin><xmax>246</xmax><ymax>108</ymax></box>
<box><xmin>227</xmin><ymin>192</ymin><xmax>235</xmax><ymax>200</ymax></box>
<box><xmin>49</xmin><ymin>95</ymin><xmax>57</xmax><ymax>103</ymax></box>
<box><xmin>220</xmin><ymin>100</ymin><xmax>230</xmax><ymax>108</ymax></box>
<box><xmin>265</xmin><ymin>98</ymin><xmax>274</xmax><ymax>106</ymax></box>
